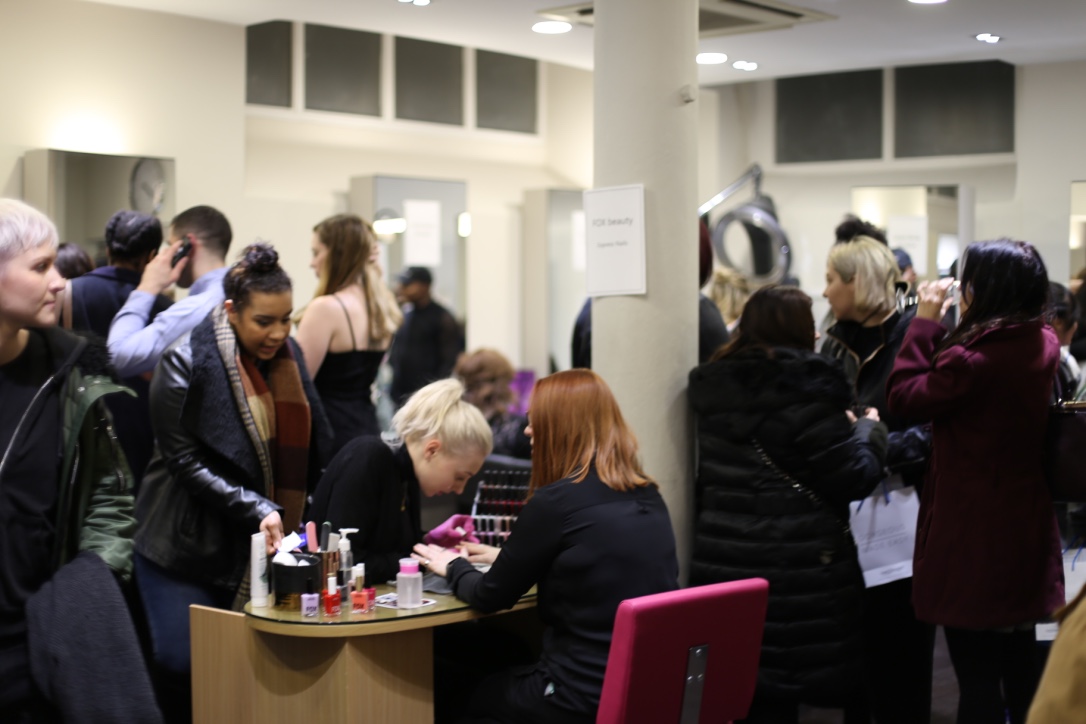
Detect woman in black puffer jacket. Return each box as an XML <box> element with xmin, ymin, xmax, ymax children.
<box><xmin>689</xmin><ymin>285</ymin><xmax>888</xmax><ymax>724</ymax></box>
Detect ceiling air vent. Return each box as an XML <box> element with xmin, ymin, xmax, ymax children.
<box><xmin>538</xmin><ymin>0</ymin><xmax>834</xmax><ymax>38</ymax></box>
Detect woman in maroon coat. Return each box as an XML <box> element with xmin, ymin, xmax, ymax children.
<box><xmin>887</xmin><ymin>239</ymin><xmax>1064</xmax><ymax>724</ymax></box>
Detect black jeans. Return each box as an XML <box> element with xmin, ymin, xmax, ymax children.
<box><xmin>855</xmin><ymin>578</ymin><xmax>936</xmax><ymax>724</ymax></box>
<box><xmin>943</xmin><ymin>626</ymin><xmax>1040</xmax><ymax>724</ymax></box>
<box><xmin>458</xmin><ymin>666</ymin><xmax>595</xmax><ymax>724</ymax></box>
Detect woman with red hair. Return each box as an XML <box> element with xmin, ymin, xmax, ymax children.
<box><xmin>415</xmin><ymin>369</ymin><xmax>678</xmax><ymax>724</ymax></box>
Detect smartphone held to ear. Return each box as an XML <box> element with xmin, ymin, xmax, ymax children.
<box><xmin>171</xmin><ymin>238</ymin><xmax>192</xmax><ymax>267</ymax></box>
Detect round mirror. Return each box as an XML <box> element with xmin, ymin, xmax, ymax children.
<box><xmin>710</xmin><ymin>196</ymin><xmax>791</xmax><ymax>286</ymax></box>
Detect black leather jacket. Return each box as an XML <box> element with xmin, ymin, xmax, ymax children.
<box><xmin>821</xmin><ymin>307</ymin><xmax>931</xmax><ymax>485</ymax></box>
<box><xmin>135</xmin><ymin>318</ymin><xmax>331</xmax><ymax>591</ymax></box>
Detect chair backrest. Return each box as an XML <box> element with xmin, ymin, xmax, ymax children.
<box><xmin>596</xmin><ymin>578</ymin><xmax>769</xmax><ymax>724</ymax></box>
<box><xmin>465</xmin><ymin>454</ymin><xmax>532</xmax><ymax>547</ymax></box>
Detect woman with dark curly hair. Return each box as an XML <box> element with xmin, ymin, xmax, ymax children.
<box><xmin>455</xmin><ymin>348</ymin><xmax>531</xmax><ymax>459</ymax></box>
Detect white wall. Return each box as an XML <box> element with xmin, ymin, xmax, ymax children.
<box><xmin>712</xmin><ymin>60</ymin><xmax>1086</xmax><ymax>293</ymax></box>
<box><xmin>0</xmin><ymin>0</ymin><xmax>245</xmax><ymax>209</ymax></box>
<box><xmin>0</xmin><ymin>0</ymin><xmax>597</xmax><ymax>369</ymax></box>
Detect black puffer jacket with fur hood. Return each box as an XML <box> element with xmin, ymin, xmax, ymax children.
<box><xmin>688</xmin><ymin>346</ymin><xmax>887</xmax><ymax>707</ymax></box>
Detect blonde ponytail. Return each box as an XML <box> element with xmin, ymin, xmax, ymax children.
<box><xmin>391</xmin><ymin>378</ymin><xmax>493</xmax><ymax>457</ymax></box>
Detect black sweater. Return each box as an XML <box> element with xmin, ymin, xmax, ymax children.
<box><xmin>688</xmin><ymin>347</ymin><xmax>888</xmax><ymax>706</ymax></box>
<box><xmin>446</xmin><ymin>471</ymin><xmax>678</xmax><ymax>716</ymax></box>
<box><xmin>306</xmin><ymin>437</ymin><xmax>422</xmax><ymax>585</ymax></box>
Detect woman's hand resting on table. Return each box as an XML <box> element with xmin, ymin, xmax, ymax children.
<box><xmin>460</xmin><ymin>542</ymin><xmax>500</xmax><ymax>566</ymax></box>
<box><xmin>412</xmin><ymin>543</ymin><xmax>464</xmax><ymax>578</ymax></box>
<box><xmin>412</xmin><ymin>541</ymin><xmax>502</xmax><ymax>577</ymax></box>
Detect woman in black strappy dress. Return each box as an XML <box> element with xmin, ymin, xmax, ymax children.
<box><xmin>296</xmin><ymin>214</ymin><xmax>402</xmax><ymax>455</ymax></box>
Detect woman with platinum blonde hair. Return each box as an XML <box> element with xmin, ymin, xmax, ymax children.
<box><xmin>307</xmin><ymin>377</ymin><xmax>492</xmax><ymax>585</ymax></box>
<box><xmin>821</xmin><ymin>235</ymin><xmax>935</xmax><ymax>724</ymax></box>
<box><xmin>0</xmin><ymin>199</ymin><xmax>146</xmax><ymax>720</ymax></box>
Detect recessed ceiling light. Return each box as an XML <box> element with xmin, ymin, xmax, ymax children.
<box><xmin>975</xmin><ymin>32</ymin><xmax>1002</xmax><ymax>43</ymax></box>
<box><xmin>398</xmin><ymin>0</ymin><xmax>413</xmax><ymax>3</ymax></box>
<box><xmin>733</xmin><ymin>60</ymin><xmax>758</xmax><ymax>72</ymax></box>
<box><xmin>909</xmin><ymin>0</ymin><xmax>947</xmax><ymax>4</ymax></box>
<box><xmin>532</xmin><ymin>21</ymin><xmax>572</xmax><ymax>34</ymax></box>
<box><xmin>413</xmin><ymin>0</ymin><xmax>430</xmax><ymax>5</ymax></box>
<box><xmin>697</xmin><ymin>53</ymin><xmax>728</xmax><ymax>65</ymax></box>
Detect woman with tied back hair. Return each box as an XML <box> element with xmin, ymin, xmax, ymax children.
<box><xmin>887</xmin><ymin>240</ymin><xmax>1064</xmax><ymax>724</ymax></box>
<box><xmin>63</xmin><ymin>210</ymin><xmax>173</xmax><ymax>484</ymax></box>
<box><xmin>414</xmin><ymin>369</ymin><xmax>679</xmax><ymax>724</ymax></box>
<box><xmin>296</xmin><ymin>213</ymin><xmax>402</xmax><ymax>454</ymax></box>
<box><xmin>455</xmin><ymin>348</ymin><xmax>531</xmax><ymax>459</ymax></box>
<box><xmin>134</xmin><ymin>243</ymin><xmax>332</xmax><ymax>698</ymax></box>
<box><xmin>307</xmin><ymin>377</ymin><xmax>492</xmax><ymax>585</ymax></box>
<box><xmin>688</xmin><ymin>286</ymin><xmax>887</xmax><ymax>723</ymax></box>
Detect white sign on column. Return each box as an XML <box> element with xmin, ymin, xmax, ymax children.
<box><xmin>583</xmin><ymin>184</ymin><xmax>646</xmax><ymax>297</ymax></box>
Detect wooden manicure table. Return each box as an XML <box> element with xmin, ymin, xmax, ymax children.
<box><xmin>190</xmin><ymin>585</ymin><xmax>537</xmax><ymax>723</ymax></box>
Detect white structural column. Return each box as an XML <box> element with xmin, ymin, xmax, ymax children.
<box><xmin>592</xmin><ymin>0</ymin><xmax>699</xmax><ymax>580</ymax></box>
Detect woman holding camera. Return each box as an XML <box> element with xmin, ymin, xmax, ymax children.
<box><xmin>887</xmin><ymin>239</ymin><xmax>1063</xmax><ymax>724</ymax></box>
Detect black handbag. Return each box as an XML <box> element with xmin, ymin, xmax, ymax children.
<box><xmin>1045</xmin><ymin>401</ymin><xmax>1086</xmax><ymax>502</ymax></box>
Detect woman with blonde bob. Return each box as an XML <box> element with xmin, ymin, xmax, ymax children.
<box><xmin>415</xmin><ymin>369</ymin><xmax>679</xmax><ymax>724</ymax></box>
<box><xmin>307</xmin><ymin>378</ymin><xmax>491</xmax><ymax>585</ymax></box>
<box><xmin>296</xmin><ymin>213</ymin><xmax>402</xmax><ymax>454</ymax></box>
<box><xmin>821</xmin><ymin>235</ymin><xmax>936</xmax><ymax>724</ymax></box>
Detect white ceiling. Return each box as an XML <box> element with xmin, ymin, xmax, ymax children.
<box><xmin>83</xmin><ymin>0</ymin><xmax>1086</xmax><ymax>85</ymax></box>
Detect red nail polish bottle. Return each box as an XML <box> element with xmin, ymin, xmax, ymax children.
<box><xmin>323</xmin><ymin>574</ymin><xmax>341</xmax><ymax>616</ymax></box>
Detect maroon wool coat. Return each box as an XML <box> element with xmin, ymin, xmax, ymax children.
<box><xmin>887</xmin><ymin>317</ymin><xmax>1064</xmax><ymax>629</ymax></box>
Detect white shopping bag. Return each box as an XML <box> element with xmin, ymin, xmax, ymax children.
<box><xmin>1037</xmin><ymin>545</ymin><xmax>1086</xmax><ymax>641</ymax></box>
<box><xmin>848</xmin><ymin>475</ymin><xmax>920</xmax><ymax>588</ymax></box>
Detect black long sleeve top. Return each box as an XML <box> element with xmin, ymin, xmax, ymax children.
<box><xmin>306</xmin><ymin>436</ymin><xmax>422</xmax><ymax>585</ymax></box>
<box><xmin>446</xmin><ymin>470</ymin><xmax>679</xmax><ymax>716</ymax></box>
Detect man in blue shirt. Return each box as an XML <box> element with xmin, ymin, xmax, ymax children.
<box><xmin>108</xmin><ymin>206</ymin><xmax>232</xmax><ymax>377</ymax></box>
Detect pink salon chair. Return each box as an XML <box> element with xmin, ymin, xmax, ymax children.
<box><xmin>596</xmin><ymin>578</ymin><xmax>769</xmax><ymax>724</ymax></box>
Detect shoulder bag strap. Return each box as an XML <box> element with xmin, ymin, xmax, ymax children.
<box><xmin>58</xmin><ymin>279</ymin><xmax>73</xmax><ymax>330</ymax></box>
<box><xmin>751</xmin><ymin>437</ymin><xmax>851</xmax><ymax>537</ymax></box>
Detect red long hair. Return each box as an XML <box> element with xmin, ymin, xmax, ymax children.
<box><xmin>528</xmin><ymin>369</ymin><xmax>654</xmax><ymax>494</ymax></box>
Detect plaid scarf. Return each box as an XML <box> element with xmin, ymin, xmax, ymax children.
<box><xmin>213</xmin><ymin>305</ymin><xmax>311</xmax><ymax>534</ymax></box>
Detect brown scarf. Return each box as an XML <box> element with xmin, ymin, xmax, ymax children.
<box><xmin>214</xmin><ymin>306</ymin><xmax>311</xmax><ymax>534</ymax></box>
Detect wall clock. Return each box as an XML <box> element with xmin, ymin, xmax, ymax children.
<box><xmin>129</xmin><ymin>157</ymin><xmax>166</xmax><ymax>214</ymax></box>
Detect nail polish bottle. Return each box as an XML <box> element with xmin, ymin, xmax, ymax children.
<box><xmin>323</xmin><ymin>574</ymin><xmax>341</xmax><ymax>616</ymax></box>
<box><xmin>301</xmin><ymin>579</ymin><xmax>319</xmax><ymax>618</ymax></box>
<box><xmin>351</xmin><ymin>564</ymin><xmax>368</xmax><ymax>613</ymax></box>
<box><xmin>365</xmin><ymin>587</ymin><xmax>376</xmax><ymax>612</ymax></box>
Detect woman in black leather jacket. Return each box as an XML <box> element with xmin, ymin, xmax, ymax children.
<box><xmin>820</xmin><ymin>237</ymin><xmax>935</xmax><ymax>724</ymax></box>
<box><xmin>133</xmin><ymin>244</ymin><xmax>330</xmax><ymax>692</ymax></box>
<box><xmin>689</xmin><ymin>285</ymin><xmax>887</xmax><ymax>723</ymax></box>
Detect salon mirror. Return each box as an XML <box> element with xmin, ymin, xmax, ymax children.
<box><xmin>23</xmin><ymin>149</ymin><xmax>176</xmax><ymax>264</ymax></box>
<box><xmin>1069</xmin><ymin>181</ymin><xmax>1086</xmax><ymax>279</ymax></box>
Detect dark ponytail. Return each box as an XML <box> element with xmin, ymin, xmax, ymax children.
<box><xmin>223</xmin><ymin>242</ymin><xmax>291</xmax><ymax>309</ymax></box>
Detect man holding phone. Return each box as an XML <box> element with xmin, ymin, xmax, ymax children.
<box><xmin>107</xmin><ymin>205</ymin><xmax>232</xmax><ymax>377</ymax></box>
